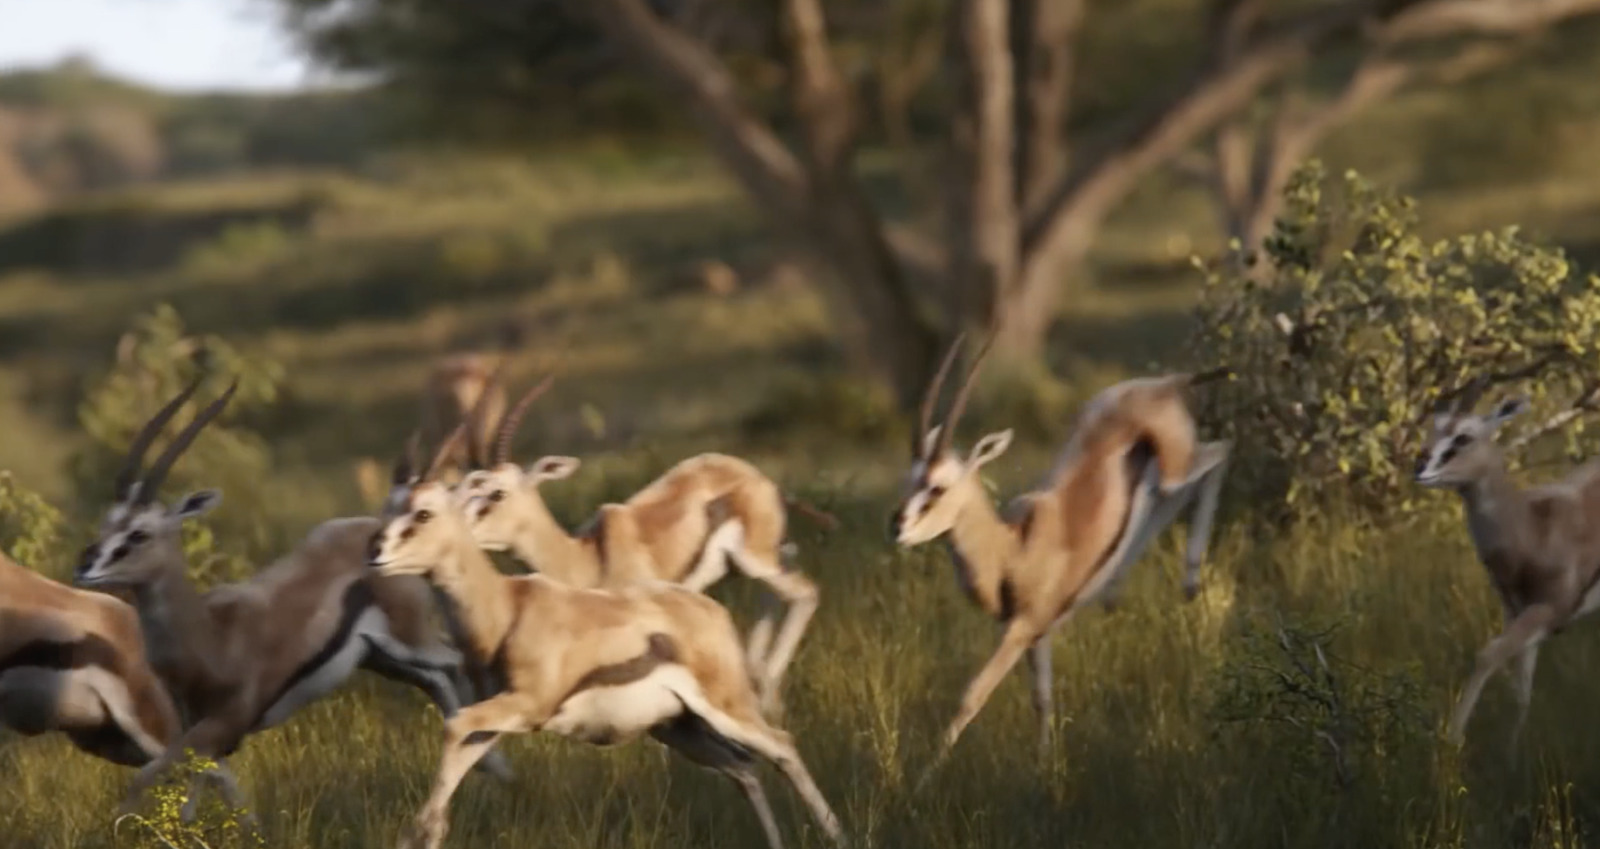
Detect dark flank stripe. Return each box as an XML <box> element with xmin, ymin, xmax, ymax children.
<box><xmin>1</xmin><ymin>633</ymin><xmax>123</xmax><ymax>674</ymax></box>
<box><xmin>1049</xmin><ymin>439</ymin><xmax>1154</xmax><ymax>623</ymax></box>
<box><xmin>250</xmin><ymin>579</ymin><xmax>376</xmax><ymax>735</ymax></box>
<box><xmin>559</xmin><ymin>633</ymin><xmax>680</xmax><ymax>703</ymax></box>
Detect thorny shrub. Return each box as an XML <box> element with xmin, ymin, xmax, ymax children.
<box><xmin>1186</xmin><ymin>161</ymin><xmax>1600</xmax><ymax>522</ymax></box>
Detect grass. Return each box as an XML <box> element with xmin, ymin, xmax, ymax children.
<box><xmin>8</xmin><ymin>101</ymin><xmax>1600</xmax><ymax>846</ymax></box>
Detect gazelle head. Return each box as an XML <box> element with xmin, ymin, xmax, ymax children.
<box><xmin>76</xmin><ymin>375</ymin><xmax>237</xmax><ymax>589</ymax></box>
<box><xmin>890</xmin><ymin>330</ymin><xmax>1012</xmax><ymax>546</ymax></box>
<box><xmin>452</xmin><ymin>374</ymin><xmax>567</xmax><ymax>551</ymax></box>
<box><xmin>1414</xmin><ymin>378</ymin><xmax>1528</xmax><ymax>488</ymax></box>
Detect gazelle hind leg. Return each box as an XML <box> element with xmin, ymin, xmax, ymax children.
<box><xmin>1181</xmin><ymin>441</ymin><xmax>1230</xmax><ymax>600</ymax></box>
<box><xmin>653</xmin><ymin>711</ymin><xmax>786</xmax><ymax>849</ymax></box>
<box><xmin>1026</xmin><ymin>634</ymin><xmax>1054</xmax><ymax>754</ymax></box>
<box><xmin>727</xmin><ymin>547</ymin><xmax>819</xmax><ymax>718</ymax></box>
<box><xmin>1508</xmin><ymin>644</ymin><xmax>1540</xmax><ymax>755</ymax></box>
<box><xmin>667</xmin><ymin>687</ymin><xmax>843</xmax><ymax>845</ymax></box>
<box><xmin>362</xmin><ymin>637</ymin><xmax>514</xmax><ymax>783</ymax></box>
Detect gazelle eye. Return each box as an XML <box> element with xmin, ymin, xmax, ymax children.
<box><xmin>1454</xmin><ymin>434</ymin><xmax>1474</xmax><ymax>446</ymax></box>
<box><xmin>928</xmin><ymin>485</ymin><xmax>946</xmax><ymax>499</ymax></box>
<box><xmin>414</xmin><ymin>509</ymin><xmax>434</xmax><ymax>524</ymax></box>
<box><xmin>488</xmin><ymin>490</ymin><xmax>506</xmax><ymax>503</ymax></box>
<box><xmin>127</xmin><ymin>530</ymin><xmax>149</xmax><ymax>545</ymax></box>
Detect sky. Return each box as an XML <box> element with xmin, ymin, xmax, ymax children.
<box><xmin>0</xmin><ymin>0</ymin><xmax>324</xmax><ymax>92</ymax></box>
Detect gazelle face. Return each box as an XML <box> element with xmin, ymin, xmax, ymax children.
<box><xmin>368</xmin><ymin>482</ymin><xmax>462</xmax><ymax>578</ymax></box>
<box><xmin>75</xmin><ymin>490</ymin><xmax>221</xmax><ymax>589</ymax></box>
<box><xmin>1414</xmin><ymin>396</ymin><xmax>1527</xmax><ymax>488</ymax></box>
<box><xmin>890</xmin><ymin>427</ymin><xmax>1013</xmax><ymax>546</ymax></box>
<box><xmin>458</xmin><ymin>457</ymin><xmax>580</xmax><ymax>551</ymax></box>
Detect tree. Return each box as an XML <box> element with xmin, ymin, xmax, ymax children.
<box><xmin>279</xmin><ymin>0</ymin><xmax>1600</xmax><ymax>408</ymax></box>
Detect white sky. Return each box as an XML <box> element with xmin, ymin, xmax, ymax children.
<box><xmin>0</xmin><ymin>0</ymin><xmax>323</xmax><ymax>92</ymax></box>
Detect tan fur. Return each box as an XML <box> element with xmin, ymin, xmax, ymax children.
<box><xmin>0</xmin><ymin>552</ymin><xmax>180</xmax><ymax>767</ymax></box>
<box><xmin>369</xmin><ymin>482</ymin><xmax>843</xmax><ymax>849</ymax></box>
<box><xmin>456</xmin><ymin>451</ymin><xmax>823</xmax><ymax>717</ymax></box>
<box><xmin>1415</xmin><ymin>395</ymin><xmax>1600</xmax><ymax>746</ymax></box>
<box><xmin>893</xmin><ymin>371</ymin><xmax>1230</xmax><ymax>761</ymax></box>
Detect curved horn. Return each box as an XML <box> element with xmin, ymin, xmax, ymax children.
<box><xmin>494</xmin><ymin>374</ymin><xmax>556</xmax><ymax>466</ymax></box>
<box><xmin>916</xmin><ymin>332</ymin><xmax>967</xmax><ymax>457</ymax></box>
<box><xmin>935</xmin><ymin>320</ymin><xmax>999</xmax><ymax>458</ymax></box>
<box><xmin>136</xmin><ymin>378</ymin><xmax>239</xmax><ymax>505</ymax></box>
<box><xmin>462</xmin><ymin>357</ymin><xmax>510</xmax><ymax>470</ymax></box>
<box><xmin>393</xmin><ymin>430</ymin><xmax>423</xmax><ymax>486</ymax></box>
<box><xmin>424</xmin><ymin>421</ymin><xmax>470</xmax><ymax>483</ymax></box>
<box><xmin>114</xmin><ymin>372</ymin><xmax>206</xmax><ymax>502</ymax></box>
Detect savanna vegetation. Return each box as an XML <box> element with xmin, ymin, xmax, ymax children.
<box><xmin>7</xmin><ymin>1</ymin><xmax>1600</xmax><ymax>847</ymax></box>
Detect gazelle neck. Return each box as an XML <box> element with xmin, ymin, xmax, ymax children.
<box><xmin>133</xmin><ymin>562</ymin><xmax>224</xmax><ymax>705</ymax></box>
<box><xmin>435</xmin><ymin>525</ymin><xmax>519</xmax><ymax>660</ymax></box>
<box><xmin>944</xmin><ymin>477</ymin><xmax>1023</xmax><ymax>619</ymax></box>
<box><xmin>1455</xmin><ymin>455</ymin><xmax>1528</xmax><ymax>564</ymax></box>
<box><xmin>509</xmin><ymin>493</ymin><xmax>601</xmax><ymax>586</ymax></box>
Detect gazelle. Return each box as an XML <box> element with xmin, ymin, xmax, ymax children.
<box><xmin>0</xmin><ymin>550</ymin><xmax>181</xmax><ymax>769</ymax></box>
<box><xmin>450</xmin><ymin>373</ymin><xmax>835</xmax><ymax>717</ymax></box>
<box><xmin>73</xmin><ymin>374</ymin><xmax>511</xmax><ymax>812</ymax></box>
<box><xmin>1414</xmin><ymin>379</ymin><xmax>1600</xmax><ymax>748</ymax></box>
<box><xmin>367</xmin><ymin>439</ymin><xmax>845</xmax><ymax>849</ymax></box>
<box><xmin>890</xmin><ymin>331</ymin><xmax>1231</xmax><ymax>760</ymax></box>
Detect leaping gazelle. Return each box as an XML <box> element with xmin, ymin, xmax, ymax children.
<box><xmin>890</xmin><ymin>331</ymin><xmax>1231</xmax><ymax>761</ymax></box>
<box><xmin>449</xmin><ymin>371</ymin><xmax>835</xmax><ymax>717</ymax></box>
<box><xmin>1414</xmin><ymin>376</ymin><xmax>1600</xmax><ymax>748</ymax></box>
<box><xmin>73</xmin><ymin>373</ymin><xmax>510</xmax><ymax>813</ymax></box>
<box><xmin>368</xmin><ymin>436</ymin><xmax>844</xmax><ymax>849</ymax></box>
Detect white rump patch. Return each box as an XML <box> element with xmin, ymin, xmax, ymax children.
<box><xmin>544</xmin><ymin>665</ymin><xmax>697</xmax><ymax>745</ymax></box>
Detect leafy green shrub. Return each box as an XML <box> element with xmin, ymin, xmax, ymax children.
<box><xmin>0</xmin><ymin>471</ymin><xmax>66</xmax><ymax>575</ymax></box>
<box><xmin>181</xmin><ymin>221</ymin><xmax>293</xmax><ymax>280</ymax></box>
<box><xmin>1186</xmin><ymin>161</ymin><xmax>1600</xmax><ymax>521</ymax></box>
<box><xmin>741</xmin><ymin>372</ymin><xmax>903</xmax><ymax>446</ymax></box>
<box><xmin>69</xmin><ymin>304</ymin><xmax>286</xmax><ymax>578</ymax></box>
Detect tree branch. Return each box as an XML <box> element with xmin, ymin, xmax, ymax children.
<box><xmin>1013</xmin><ymin>0</ymin><xmax>1085</xmax><ymax>216</ymax></box>
<box><xmin>1380</xmin><ymin>0</ymin><xmax>1600</xmax><ymax>41</ymax></box>
<box><xmin>946</xmin><ymin>0</ymin><xmax>1022</xmax><ymax>325</ymax></box>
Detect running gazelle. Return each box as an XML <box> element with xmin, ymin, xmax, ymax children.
<box><xmin>890</xmin><ymin>330</ymin><xmax>1231</xmax><ymax>760</ymax></box>
<box><xmin>368</xmin><ymin>435</ymin><xmax>844</xmax><ymax>849</ymax></box>
<box><xmin>448</xmin><ymin>369</ymin><xmax>835</xmax><ymax>717</ymax></box>
<box><xmin>74</xmin><ymin>374</ymin><xmax>510</xmax><ymax>813</ymax></box>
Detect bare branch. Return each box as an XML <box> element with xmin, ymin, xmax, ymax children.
<box><xmin>1380</xmin><ymin>0</ymin><xmax>1600</xmax><ymax>42</ymax></box>
<box><xmin>1014</xmin><ymin>0</ymin><xmax>1086</xmax><ymax>216</ymax></box>
<box><xmin>1509</xmin><ymin>379</ymin><xmax>1600</xmax><ymax>452</ymax></box>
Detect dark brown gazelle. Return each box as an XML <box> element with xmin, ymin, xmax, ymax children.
<box><xmin>75</xmin><ymin>375</ymin><xmax>514</xmax><ymax>816</ymax></box>
<box><xmin>890</xmin><ymin>331</ymin><xmax>1232</xmax><ymax>764</ymax></box>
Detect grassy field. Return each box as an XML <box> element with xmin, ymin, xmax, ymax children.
<box><xmin>6</xmin><ymin>138</ymin><xmax>1600</xmax><ymax>848</ymax></box>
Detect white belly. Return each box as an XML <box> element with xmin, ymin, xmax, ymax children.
<box><xmin>544</xmin><ymin>665</ymin><xmax>693</xmax><ymax>745</ymax></box>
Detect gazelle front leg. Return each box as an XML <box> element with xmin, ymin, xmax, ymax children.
<box><xmin>938</xmin><ymin>618</ymin><xmax>1040</xmax><ymax>762</ymax></box>
<box><xmin>402</xmin><ymin>693</ymin><xmax>543</xmax><ymax>849</ymax></box>
<box><xmin>1508</xmin><ymin>643</ymin><xmax>1540</xmax><ymax>754</ymax></box>
<box><xmin>1447</xmin><ymin>604</ymin><xmax>1555</xmax><ymax>746</ymax></box>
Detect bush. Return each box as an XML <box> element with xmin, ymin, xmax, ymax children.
<box><xmin>69</xmin><ymin>304</ymin><xmax>287</xmax><ymax>579</ymax></box>
<box><xmin>1186</xmin><ymin>161</ymin><xmax>1600</xmax><ymax>522</ymax></box>
<box><xmin>0</xmin><ymin>471</ymin><xmax>66</xmax><ymax>575</ymax></box>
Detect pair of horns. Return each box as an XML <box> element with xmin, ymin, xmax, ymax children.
<box><xmin>915</xmin><ymin>317</ymin><xmax>998</xmax><ymax>459</ymax></box>
<box><xmin>115</xmin><ymin>371</ymin><xmax>240</xmax><ymax>505</ymax></box>
<box><xmin>402</xmin><ymin>362</ymin><xmax>557</xmax><ymax>485</ymax></box>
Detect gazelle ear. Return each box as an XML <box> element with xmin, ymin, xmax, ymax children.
<box><xmin>968</xmin><ymin>429</ymin><xmax>1013</xmax><ymax>469</ymax></box>
<box><xmin>1489</xmin><ymin>396</ymin><xmax>1530</xmax><ymax>427</ymax></box>
<box><xmin>171</xmin><ymin>489</ymin><xmax>222</xmax><ymax>520</ymax></box>
<box><xmin>527</xmin><ymin>456</ymin><xmax>580</xmax><ymax>484</ymax></box>
<box><xmin>920</xmin><ymin>425</ymin><xmax>942</xmax><ymax>459</ymax></box>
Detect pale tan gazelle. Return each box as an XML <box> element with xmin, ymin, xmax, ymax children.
<box><xmin>73</xmin><ymin>374</ymin><xmax>510</xmax><ymax>813</ymax></box>
<box><xmin>367</xmin><ymin>437</ymin><xmax>844</xmax><ymax>849</ymax></box>
<box><xmin>890</xmin><ymin>331</ymin><xmax>1231</xmax><ymax>761</ymax></box>
<box><xmin>450</xmin><ymin>372</ymin><xmax>835</xmax><ymax>717</ymax></box>
<box><xmin>1414</xmin><ymin>376</ymin><xmax>1600</xmax><ymax>748</ymax></box>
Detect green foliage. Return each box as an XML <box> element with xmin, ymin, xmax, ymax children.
<box><xmin>114</xmin><ymin>750</ymin><xmax>262</xmax><ymax>849</ymax></box>
<box><xmin>69</xmin><ymin>304</ymin><xmax>286</xmax><ymax>574</ymax></box>
<box><xmin>742</xmin><ymin>372</ymin><xmax>904</xmax><ymax>447</ymax></box>
<box><xmin>1187</xmin><ymin>161</ymin><xmax>1600</xmax><ymax>520</ymax></box>
<box><xmin>181</xmin><ymin>222</ymin><xmax>294</xmax><ymax>281</ymax></box>
<box><xmin>0</xmin><ymin>471</ymin><xmax>66</xmax><ymax>574</ymax></box>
